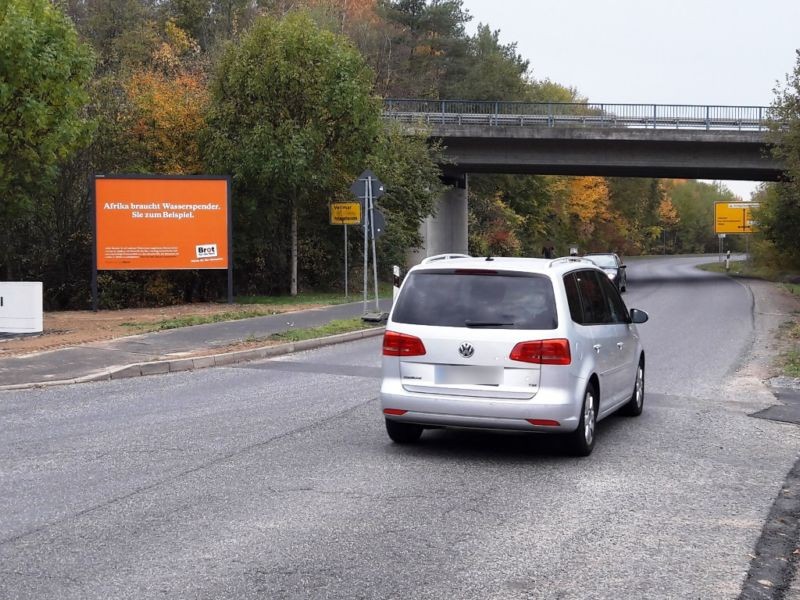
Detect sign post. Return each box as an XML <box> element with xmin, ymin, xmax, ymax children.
<box><xmin>350</xmin><ymin>170</ymin><xmax>386</xmax><ymax>319</ymax></box>
<box><xmin>329</xmin><ymin>201</ymin><xmax>362</xmax><ymax>298</ymax></box>
<box><xmin>714</xmin><ymin>201</ymin><xmax>759</xmax><ymax>265</ymax></box>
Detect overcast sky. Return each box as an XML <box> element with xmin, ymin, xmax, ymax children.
<box><xmin>460</xmin><ymin>0</ymin><xmax>800</xmax><ymax>199</ymax></box>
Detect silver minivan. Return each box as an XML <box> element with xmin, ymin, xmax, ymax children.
<box><xmin>379</xmin><ymin>256</ymin><xmax>649</xmax><ymax>456</ymax></box>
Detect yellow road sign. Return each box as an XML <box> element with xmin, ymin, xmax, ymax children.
<box><xmin>714</xmin><ymin>202</ymin><xmax>759</xmax><ymax>234</ymax></box>
<box><xmin>330</xmin><ymin>201</ymin><xmax>362</xmax><ymax>225</ymax></box>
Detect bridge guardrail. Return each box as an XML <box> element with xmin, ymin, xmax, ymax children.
<box><xmin>383</xmin><ymin>99</ymin><xmax>775</xmax><ymax>131</ymax></box>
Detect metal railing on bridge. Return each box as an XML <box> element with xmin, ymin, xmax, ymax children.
<box><xmin>383</xmin><ymin>99</ymin><xmax>774</xmax><ymax>131</ymax></box>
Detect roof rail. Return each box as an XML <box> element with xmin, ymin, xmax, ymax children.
<box><xmin>420</xmin><ymin>253</ymin><xmax>471</xmax><ymax>264</ymax></box>
<box><xmin>548</xmin><ymin>256</ymin><xmax>595</xmax><ymax>268</ymax></box>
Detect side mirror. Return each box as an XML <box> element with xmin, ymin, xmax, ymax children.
<box><xmin>630</xmin><ymin>308</ymin><xmax>648</xmax><ymax>324</ymax></box>
<box><xmin>619</xmin><ymin>264</ymin><xmax>627</xmax><ymax>269</ymax></box>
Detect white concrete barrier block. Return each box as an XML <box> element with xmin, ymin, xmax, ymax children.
<box><xmin>0</xmin><ymin>282</ymin><xmax>43</xmax><ymax>333</ymax></box>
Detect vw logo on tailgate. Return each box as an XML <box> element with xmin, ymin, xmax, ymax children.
<box><xmin>458</xmin><ymin>342</ymin><xmax>475</xmax><ymax>358</ymax></box>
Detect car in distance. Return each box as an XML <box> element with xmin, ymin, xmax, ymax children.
<box><xmin>584</xmin><ymin>253</ymin><xmax>627</xmax><ymax>292</ymax></box>
<box><xmin>380</xmin><ymin>255</ymin><xmax>648</xmax><ymax>456</ymax></box>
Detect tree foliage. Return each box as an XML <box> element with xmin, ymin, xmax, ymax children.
<box><xmin>367</xmin><ymin>122</ymin><xmax>445</xmax><ymax>268</ymax></box>
<box><xmin>205</xmin><ymin>12</ymin><xmax>381</xmax><ymax>294</ymax></box>
<box><xmin>763</xmin><ymin>49</ymin><xmax>800</xmax><ymax>265</ymax></box>
<box><xmin>123</xmin><ymin>21</ymin><xmax>209</xmax><ymax>174</ymax></box>
<box><xmin>0</xmin><ymin>0</ymin><xmax>94</xmax><ymax>279</ymax></box>
<box><xmin>0</xmin><ymin>0</ymin><xmax>747</xmax><ymax>308</ymax></box>
<box><xmin>0</xmin><ymin>0</ymin><xmax>93</xmax><ymax>217</ymax></box>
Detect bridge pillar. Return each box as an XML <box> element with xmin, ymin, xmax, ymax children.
<box><xmin>407</xmin><ymin>174</ymin><xmax>469</xmax><ymax>266</ymax></box>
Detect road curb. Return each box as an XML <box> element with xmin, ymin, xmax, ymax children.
<box><xmin>0</xmin><ymin>327</ymin><xmax>385</xmax><ymax>391</ymax></box>
<box><xmin>739</xmin><ymin>454</ymin><xmax>800</xmax><ymax>599</ymax></box>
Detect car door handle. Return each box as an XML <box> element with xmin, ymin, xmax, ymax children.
<box><xmin>593</xmin><ymin>344</ymin><xmax>602</xmax><ymax>353</ymax></box>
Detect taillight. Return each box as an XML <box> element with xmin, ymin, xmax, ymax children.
<box><xmin>383</xmin><ymin>331</ymin><xmax>427</xmax><ymax>357</ymax></box>
<box><xmin>527</xmin><ymin>419</ymin><xmax>561</xmax><ymax>427</ymax></box>
<box><xmin>509</xmin><ymin>339</ymin><xmax>571</xmax><ymax>365</ymax></box>
<box><xmin>384</xmin><ymin>409</ymin><xmax>408</xmax><ymax>416</ymax></box>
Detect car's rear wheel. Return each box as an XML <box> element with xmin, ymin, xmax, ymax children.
<box><xmin>566</xmin><ymin>383</ymin><xmax>597</xmax><ymax>457</ymax></box>
<box><xmin>621</xmin><ymin>360</ymin><xmax>645</xmax><ymax>416</ymax></box>
<box><xmin>385</xmin><ymin>418</ymin><xmax>423</xmax><ymax>443</ymax></box>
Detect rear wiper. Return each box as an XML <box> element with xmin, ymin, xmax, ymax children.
<box><xmin>464</xmin><ymin>320</ymin><xmax>515</xmax><ymax>328</ymax></box>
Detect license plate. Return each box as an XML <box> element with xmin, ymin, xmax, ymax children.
<box><xmin>435</xmin><ymin>365</ymin><xmax>503</xmax><ymax>385</ymax></box>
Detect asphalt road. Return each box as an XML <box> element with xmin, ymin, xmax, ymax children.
<box><xmin>1</xmin><ymin>256</ymin><xmax>799</xmax><ymax>599</ymax></box>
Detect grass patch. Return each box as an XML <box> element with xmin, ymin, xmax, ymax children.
<box><xmin>698</xmin><ymin>260</ymin><xmax>769</xmax><ymax>278</ymax></box>
<box><xmin>268</xmin><ymin>317</ymin><xmax>381</xmax><ymax>343</ymax></box>
<box><xmin>697</xmin><ymin>260</ymin><xmax>800</xmax><ymax>283</ymax></box>
<box><xmin>238</xmin><ymin>283</ymin><xmax>392</xmax><ymax>307</ymax></box>
<box><xmin>785</xmin><ymin>283</ymin><xmax>800</xmax><ymax>296</ymax></box>
<box><xmin>778</xmin><ymin>321</ymin><xmax>800</xmax><ymax>377</ymax></box>
<box><xmin>782</xmin><ymin>349</ymin><xmax>800</xmax><ymax>378</ymax></box>
<box><xmin>123</xmin><ymin>309</ymin><xmax>275</xmax><ymax>332</ymax></box>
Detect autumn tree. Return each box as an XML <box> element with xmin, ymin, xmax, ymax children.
<box><xmin>655</xmin><ymin>194</ymin><xmax>680</xmax><ymax>253</ymax></box>
<box><xmin>468</xmin><ymin>191</ymin><xmax>524</xmax><ymax>257</ymax></box>
<box><xmin>564</xmin><ymin>176</ymin><xmax>613</xmax><ymax>237</ymax></box>
<box><xmin>205</xmin><ymin>12</ymin><xmax>381</xmax><ymax>295</ymax></box>
<box><xmin>124</xmin><ymin>20</ymin><xmax>209</xmax><ymax>174</ymax></box>
<box><xmin>298</xmin><ymin>0</ymin><xmax>379</xmax><ymax>33</ymax></box>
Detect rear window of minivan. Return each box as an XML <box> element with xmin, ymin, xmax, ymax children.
<box><xmin>392</xmin><ymin>270</ymin><xmax>557</xmax><ymax>330</ymax></box>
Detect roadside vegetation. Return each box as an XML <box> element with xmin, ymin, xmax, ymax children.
<box><xmin>779</xmin><ymin>322</ymin><xmax>800</xmax><ymax>378</ymax></box>
<box><xmin>267</xmin><ymin>318</ymin><xmax>380</xmax><ymax>343</ymax></box>
<box><xmin>699</xmin><ymin>259</ymin><xmax>800</xmax><ymax>378</ymax></box>
<box><xmin>699</xmin><ymin>260</ymin><xmax>800</xmax><ymax>285</ymax></box>
<box><xmin>121</xmin><ymin>309</ymin><xmax>277</xmax><ymax>332</ymax></box>
<box><xmin>238</xmin><ymin>284</ymin><xmax>391</xmax><ymax>307</ymax></box>
<box><xmin>2</xmin><ymin>0</ymin><xmax>799</xmax><ymax>312</ymax></box>
<box><xmin>119</xmin><ymin>285</ymin><xmax>391</xmax><ymax>332</ymax></box>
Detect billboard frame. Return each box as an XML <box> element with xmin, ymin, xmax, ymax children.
<box><xmin>91</xmin><ymin>174</ymin><xmax>233</xmax><ymax>311</ymax></box>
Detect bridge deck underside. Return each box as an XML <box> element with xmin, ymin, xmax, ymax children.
<box><xmin>425</xmin><ymin>126</ymin><xmax>782</xmax><ymax>181</ymax></box>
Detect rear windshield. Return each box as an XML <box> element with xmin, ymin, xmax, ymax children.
<box><xmin>392</xmin><ymin>270</ymin><xmax>557</xmax><ymax>330</ymax></box>
<box><xmin>587</xmin><ymin>255</ymin><xmax>617</xmax><ymax>268</ymax></box>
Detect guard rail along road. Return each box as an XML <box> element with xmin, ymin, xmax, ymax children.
<box><xmin>382</xmin><ymin>99</ymin><xmax>776</xmax><ymax>131</ymax></box>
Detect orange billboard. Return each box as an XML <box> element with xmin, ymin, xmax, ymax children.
<box><xmin>94</xmin><ymin>176</ymin><xmax>230</xmax><ymax>270</ymax></box>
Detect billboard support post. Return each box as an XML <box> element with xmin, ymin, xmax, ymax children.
<box><xmin>90</xmin><ymin>176</ymin><xmax>98</xmax><ymax>312</ymax></box>
<box><xmin>226</xmin><ymin>177</ymin><xmax>233</xmax><ymax>304</ymax></box>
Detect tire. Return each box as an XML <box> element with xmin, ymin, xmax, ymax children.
<box><xmin>385</xmin><ymin>418</ymin><xmax>423</xmax><ymax>443</ymax></box>
<box><xmin>566</xmin><ymin>383</ymin><xmax>597</xmax><ymax>457</ymax></box>
<box><xmin>621</xmin><ymin>360</ymin><xmax>645</xmax><ymax>416</ymax></box>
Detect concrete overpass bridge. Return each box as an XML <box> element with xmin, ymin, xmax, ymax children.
<box><xmin>381</xmin><ymin>99</ymin><xmax>783</xmax><ymax>260</ymax></box>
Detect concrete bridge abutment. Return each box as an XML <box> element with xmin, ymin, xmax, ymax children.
<box><xmin>407</xmin><ymin>174</ymin><xmax>469</xmax><ymax>266</ymax></box>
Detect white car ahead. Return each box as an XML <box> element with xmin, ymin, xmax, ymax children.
<box><xmin>380</xmin><ymin>255</ymin><xmax>649</xmax><ymax>456</ymax></box>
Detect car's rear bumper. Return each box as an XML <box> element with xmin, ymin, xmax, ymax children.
<box><xmin>380</xmin><ymin>383</ymin><xmax>584</xmax><ymax>433</ymax></box>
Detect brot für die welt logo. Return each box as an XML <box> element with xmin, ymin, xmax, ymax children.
<box><xmin>196</xmin><ymin>244</ymin><xmax>218</xmax><ymax>258</ymax></box>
